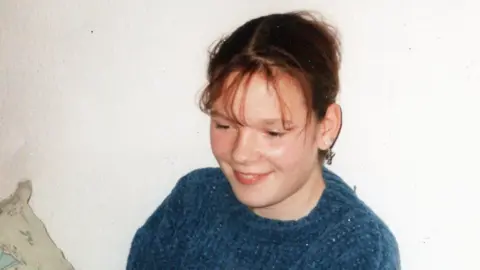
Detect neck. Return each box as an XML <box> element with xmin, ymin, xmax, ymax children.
<box><xmin>252</xmin><ymin>166</ymin><xmax>326</xmax><ymax>221</ymax></box>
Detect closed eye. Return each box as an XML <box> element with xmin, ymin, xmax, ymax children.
<box><xmin>266</xmin><ymin>131</ymin><xmax>285</xmax><ymax>137</ymax></box>
<box><xmin>215</xmin><ymin>123</ymin><xmax>230</xmax><ymax>130</ymax></box>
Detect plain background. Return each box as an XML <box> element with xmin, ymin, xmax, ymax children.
<box><xmin>1</xmin><ymin>0</ymin><xmax>479</xmax><ymax>269</ymax></box>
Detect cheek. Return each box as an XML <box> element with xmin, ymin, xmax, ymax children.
<box><xmin>210</xmin><ymin>129</ymin><xmax>235</xmax><ymax>156</ymax></box>
<box><xmin>262</xmin><ymin>143</ymin><xmax>302</xmax><ymax>167</ymax></box>
<box><xmin>262</xmin><ymin>134</ymin><xmax>316</xmax><ymax>168</ymax></box>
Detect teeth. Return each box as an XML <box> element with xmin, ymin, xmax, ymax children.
<box><xmin>234</xmin><ymin>171</ymin><xmax>269</xmax><ymax>184</ymax></box>
<box><xmin>239</xmin><ymin>173</ymin><xmax>260</xmax><ymax>179</ymax></box>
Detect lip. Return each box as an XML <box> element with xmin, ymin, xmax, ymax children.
<box><xmin>233</xmin><ymin>170</ymin><xmax>272</xmax><ymax>185</ymax></box>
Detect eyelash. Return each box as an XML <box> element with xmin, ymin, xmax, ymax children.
<box><xmin>215</xmin><ymin>123</ymin><xmax>230</xmax><ymax>130</ymax></box>
<box><xmin>266</xmin><ymin>131</ymin><xmax>285</xmax><ymax>138</ymax></box>
<box><xmin>215</xmin><ymin>123</ymin><xmax>285</xmax><ymax>138</ymax></box>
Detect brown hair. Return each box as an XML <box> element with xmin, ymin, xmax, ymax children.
<box><xmin>198</xmin><ymin>11</ymin><xmax>342</xmax><ymax>154</ymax></box>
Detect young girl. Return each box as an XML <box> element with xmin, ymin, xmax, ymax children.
<box><xmin>127</xmin><ymin>11</ymin><xmax>400</xmax><ymax>269</ymax></box>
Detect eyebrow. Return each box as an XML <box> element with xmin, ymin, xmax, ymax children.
<box><xmin>209</xmin><ymin>110</ymin><xmax>228</xmax><ymax>118</ymax></box>
<box><xmin>210</xmin><ymin>110</ymin><xmax>294</xmax><ymax>128</ymax></box>
<box><xmin>262</xmin><ymin>118</ymin><xmax>293</xmax><ymax>127</ymax></box>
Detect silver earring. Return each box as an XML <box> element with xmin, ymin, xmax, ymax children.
<box><xmin>325</xmin><ymin>148</ymin><xmax>335</xmax><ymax>165</ymax></box>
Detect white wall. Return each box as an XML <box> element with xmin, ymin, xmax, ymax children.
<box><xmin>1</xmin><ymin>0</ymin><xmax>479</xmax><ymax>269</ymax></box>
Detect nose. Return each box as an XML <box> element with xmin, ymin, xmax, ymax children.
<box><xmin>232</xmin><ymin>130</ymin><xmax>259</xmax><ymax>164</ymax></box>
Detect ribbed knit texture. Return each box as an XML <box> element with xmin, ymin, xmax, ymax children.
<box><xmin>127</xmin><ymin>167</ymin><xmax>400</xmax><ymax>269</ymax></box>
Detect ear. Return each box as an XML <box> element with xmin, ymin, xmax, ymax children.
<box><xmin>315</xmin><ymin>103</ymin><xmax>342</xmax><ymax>150</ymax></box>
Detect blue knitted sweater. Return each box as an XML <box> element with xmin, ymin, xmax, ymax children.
<box><xmin>127</xmin><ymin>167</ymin><xmax>400</xmax><ymax>269</ymax></box>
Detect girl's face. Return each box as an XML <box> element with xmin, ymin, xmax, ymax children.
<box><xmin>210</xmin><ymin>72</ymin><xmax>337</xmax><ymax>220</ymax></box>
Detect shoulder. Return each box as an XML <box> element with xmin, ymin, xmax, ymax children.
<box><xmin>330</xmin><ymin>208</ymin><xmax>400</xmax><ymax>269</ymax></box>
<box><xmin>176</xmin><ymin>167</ymin><xmax>225</xmax><ymax>187</ymax></box>
<box><xmin>316</xmin><ymin>168</ymin><xmax>401</xmax><ymax>269</ymax></box>
<box><xmin>172</xmin><ymin>167</ymin><xmax>226</xmax><ymax>199</ymax></box>
<box><xmin>127</xmin><ymin>167</ymin><xmax>228</xmax><ymax>269</ymax></box>
<box><xmin>138</xmin><ymin>167</ymin><xmax>225</xmax><ymax>227</ymax></box>
<box><xmin>159</xmin><ymin>167</ymin><xmax>229</xmax><ymax>213</ymax></box>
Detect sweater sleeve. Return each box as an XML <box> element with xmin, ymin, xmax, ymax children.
<box><xmin>126</xmin><ymin>173</ymin><xmax>192</xmax><ymax>270</ymax></box>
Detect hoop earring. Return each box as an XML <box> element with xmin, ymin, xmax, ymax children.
<box><xmin>325</xmin><ymin>148</ymin><xmax>335</xmax><ymax>165</ymax></box>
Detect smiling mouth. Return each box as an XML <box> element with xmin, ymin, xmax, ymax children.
<box><xmin>233</xmin><ymin>170</ymin><xmax>272</xmax><ymax>185</ymax></box>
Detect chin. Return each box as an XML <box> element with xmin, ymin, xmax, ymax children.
<box><xmin>228</xmin><ymin>181</ymin><xmax>277</xmax><ymax>209</ymax></box>
<box><xmin>233</xmin><ymin>191</ymin><xmax>273</xmax><ymax>209</ymax></box>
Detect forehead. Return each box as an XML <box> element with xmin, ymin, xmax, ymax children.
<box><xmin>212</xmin><ymin>71</ymin><xmax>308</xmax><ymax>123</ymax></box>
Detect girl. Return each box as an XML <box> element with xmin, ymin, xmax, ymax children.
<box><xmin>127</xmin><ymin>11</ymin><xmax>400</xmax><ymax>269</ymax></box>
